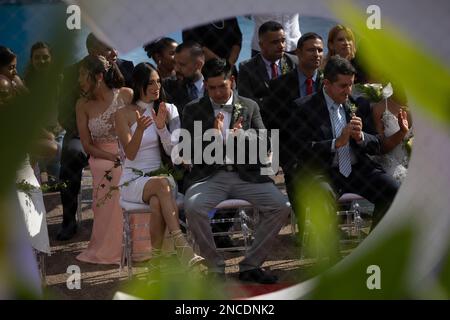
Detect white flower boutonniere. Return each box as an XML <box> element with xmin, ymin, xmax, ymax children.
<box><xmin>233</xmin><ymin>102</ymin><xmax>244</xmax><ymax>122</ymax></box>
<box><xmin>281</xmin><ymin>59</ymin><xmax>289</xmax><ymax>75</ymax></box>
<box><xmin>349</xmin><ymin>102</ymin><xmax>358</xmax><ymax>115</ymax></box>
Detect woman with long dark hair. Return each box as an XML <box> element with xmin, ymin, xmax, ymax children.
<box><xmin>115</xmin><ymin>62</ymin><xmax>204</xmax><ymax>269</ymax></box>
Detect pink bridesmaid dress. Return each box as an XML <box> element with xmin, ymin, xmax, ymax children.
<box><xmin>76</xmin><ymin>89</ymin><xmax>131</xmax><ymax>264</ymax></box>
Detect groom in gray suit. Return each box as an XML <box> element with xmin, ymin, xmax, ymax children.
<box><xmin>182</xmin><ymin>58</ymin><xmax>290</xmax><ymax>284</ymax></box>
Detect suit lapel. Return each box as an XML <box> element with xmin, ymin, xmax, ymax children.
<box><xmin>200</xmin><ymin>97</ymin><xmax>216</xmax><ymax>130</ymax></box>
<box><xmin>230</xmin><ymin>94</ymin><xmax>239</xmax><ymax>129</ymax></box>
<box><xmin>256</xmin><ymin>55</ymin><xmax>270</xmax><ymax>87</ymax></box>
<box><xmin>343</xmin><ymin>101</ymin><xmax>352</xmax><ymax>123</ymax></box>
<box><xmin>316</xmin><ymin>92</ymin><xmax>334</xmax><ymax>139</ymax></box>
<box><xmin>280</xmin><ymin>54</ymin><xmax>291</xmax><ymax>76</ymax></box>
<box><xmin>315</xmin><ymin>70</ymin><xmax>324</xmax><ymax>93</ymax></box>
<box><xmin>289</xmin><ymin>70</ymin><xmax>300</xmax><ymax>99</ymax></box>
<box><xmin>230</xmin><ymin>94</ymin><xmax>248</xmax><ymax>129</ymax></box>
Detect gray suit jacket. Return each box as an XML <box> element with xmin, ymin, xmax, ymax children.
<box><xmin>181</xmin><ymin>93</ymin><xmax>272</xmax><ymax>191</ymax></box>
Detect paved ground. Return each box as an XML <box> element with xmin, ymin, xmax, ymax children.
<box><xmin>40</xmin><ymin>174</ymin><xmax>366</xmax><ymax>300</ymax></box>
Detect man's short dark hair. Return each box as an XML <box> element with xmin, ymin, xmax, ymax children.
<box><xmin>258</xmin><ymin>20</ymin><xmax>283</xmax><ymax>38</ymax></box>
<box><xmin>297</xmin><ymin>32</ymin><xmax>323</xmax><ymax>49</ymax></box>
<box><xmin>323</xmin><ymin>55</ymin><xmax>356</xmax><ymax>82</ymax></box>
<box><xmin>175</xmin><ymin>40</ymin><xmax>204</xmax><ymax>59</ymax></box>
<box><xmin>201</xmin><ymin>58</ymin><xmax>232</xmax><ymax>80</ymax></box>
<box><xmin>86</xmin><ymin>33</ymin><xmax>101</xmax><ymax>53</ymax></box>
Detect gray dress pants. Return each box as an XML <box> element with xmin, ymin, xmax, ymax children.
<box><xmin>184</xmin><ymin>171</ymin><xmax>291</xmax><ymax>273</ymax></box>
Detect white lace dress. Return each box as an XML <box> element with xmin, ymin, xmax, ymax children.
<box><xmin>373</xmin><ymin>104</ymin><xmax>413</xmax><ymax>183</ymax></box>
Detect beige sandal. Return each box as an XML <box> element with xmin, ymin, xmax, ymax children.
<box><xmin>169</xmin><ymin>230</ymin><xmax>206</xmax><ymax>269</ymax></box>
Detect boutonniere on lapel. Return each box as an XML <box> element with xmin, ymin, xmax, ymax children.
<box><xmin>318</xmin><ymin>71</ymin><xmax>324</xmax><ymax>82</ymax></box>
<box><xmin>232</xmin><ymin>101</ymin><xmax>244</xmax><ymax>123</ymax></box>
<box><xmin>349</xmin><ymin>102</ymin><xmax>358</xmax><ymax>116</ymax></box>
<box><xmin>281</xmin><ymin>58</ymin><xmax>289</xmax><ymax>75</ymax></box>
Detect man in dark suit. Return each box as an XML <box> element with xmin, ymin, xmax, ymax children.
<box><xmin>293</xmin><ymin>56</ymin><xmax>399</xmax><ymax>232</ymax></box>
<box><xmin>163</xmin><ymin>41</ymin><xmax>205</xmax><ymax>116</ymax></box>
<box><xmin>181</xmin><ymin>59</ymin><xmax>290</xmax><ymax>283</ymax></box>
<box><xmin>264</xmin><ymin>32</ymin><xmax>324</xmax><ymax>132</ymax></box>
<box><xmin>238</xmin><ymin>20</ymin><xmax>298</xmax><ymax>107</ymax></box>
<box><xmin>263</xmin><ymin>32</ymin><xmax>324</xmax><ymax>221</ymax></box>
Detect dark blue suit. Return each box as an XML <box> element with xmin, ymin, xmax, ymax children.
<box><xmin>291</xmin><ymin>90</ymin><xmax>399</xmax><ymax>230</ymax></box>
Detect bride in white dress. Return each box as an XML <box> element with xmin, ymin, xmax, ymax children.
<box><xmin>372</xmin><ymin>83</ymin><xmax>413</xmax><ymax>183</ymax></box>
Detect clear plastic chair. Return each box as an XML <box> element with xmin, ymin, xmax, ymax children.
<box><xmin>208</xmin><ymin>199</ymin><xmax>259</xmax><ymax>252</ymax></box>
<box><xmin>119</xmin><ymin>193</ymin><xmax>185</xmax><ymax>279</ymax></box>
<box><xmin>300</xmin><ymin>193</ymin><xmax>368</xmax><ymax>260</ymax></box>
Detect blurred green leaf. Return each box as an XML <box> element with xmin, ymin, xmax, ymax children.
<box><xmin>307</xmin><ymin>225</ymin><xmax>414</xmax><ymax>299</ymax></box>
<box><xmin>438</xmin><ymin>244</ymin><xmax>450</xmax><ymax>298</ymax></box>
<box><xmin>121</xmin><ymin>259</ymin><xmax>227</xmax><ymax>300</ymax></box>
<box><xmin>294</xmin><ymin>171</ymin><xmax>340</xmax><ymax>275</ymax></box>
<box><xmin>0</xmin><ymin>8</ymin><xmax>79</xmax><ymax>297</ymax></box>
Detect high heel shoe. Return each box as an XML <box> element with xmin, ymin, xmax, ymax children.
<box><xmin>169</xmin><ymin>230</ymin><xmax>206</xmax><ymax>269</ymax></box>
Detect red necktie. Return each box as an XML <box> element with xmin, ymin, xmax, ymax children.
<box><xmin>306</xmin><ymin>77</ymin><xmax>314</xmax><ymax>95</ymax></box>
<box><xmin>270</xmin><ymin>62</ymin><xmax>278</xmax><ymax>79</ymax></box>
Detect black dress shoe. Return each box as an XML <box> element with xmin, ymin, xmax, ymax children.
<box><xmin>56</xmin><ymin>222</ymin><xmax>77</xmax><ymax>241</ymax></box>
<box><xmin>238</xmin><ymin>268</ymin><xmax>278</xmax><ymax>284</ymax></box>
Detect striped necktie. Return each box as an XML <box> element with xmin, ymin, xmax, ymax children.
<box><xmin>331</xmin><ymin>104</ymin><xmax>352</xmax><ymax>177</ymax></box>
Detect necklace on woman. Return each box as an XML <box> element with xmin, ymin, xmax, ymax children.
<box><xmin>212</xmin><ymin>20</ymin><xmax>224</xmax><ymax>30</ymax></box>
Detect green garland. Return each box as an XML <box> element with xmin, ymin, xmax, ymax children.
<box><xmin>16</xmin><ymin>180</ymin><xmax>67</xmax><ymax>197</ymax></box>
<box><xmin>95</xmin><ymin>162</ymin><xmax>182</xmax><ymax>207</ymax></box>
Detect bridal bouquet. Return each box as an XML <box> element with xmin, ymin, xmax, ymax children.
<box><xmin>354</xmin><ymin>82</ymin><xmax>393</xmax><ymax>103</ymax></box>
